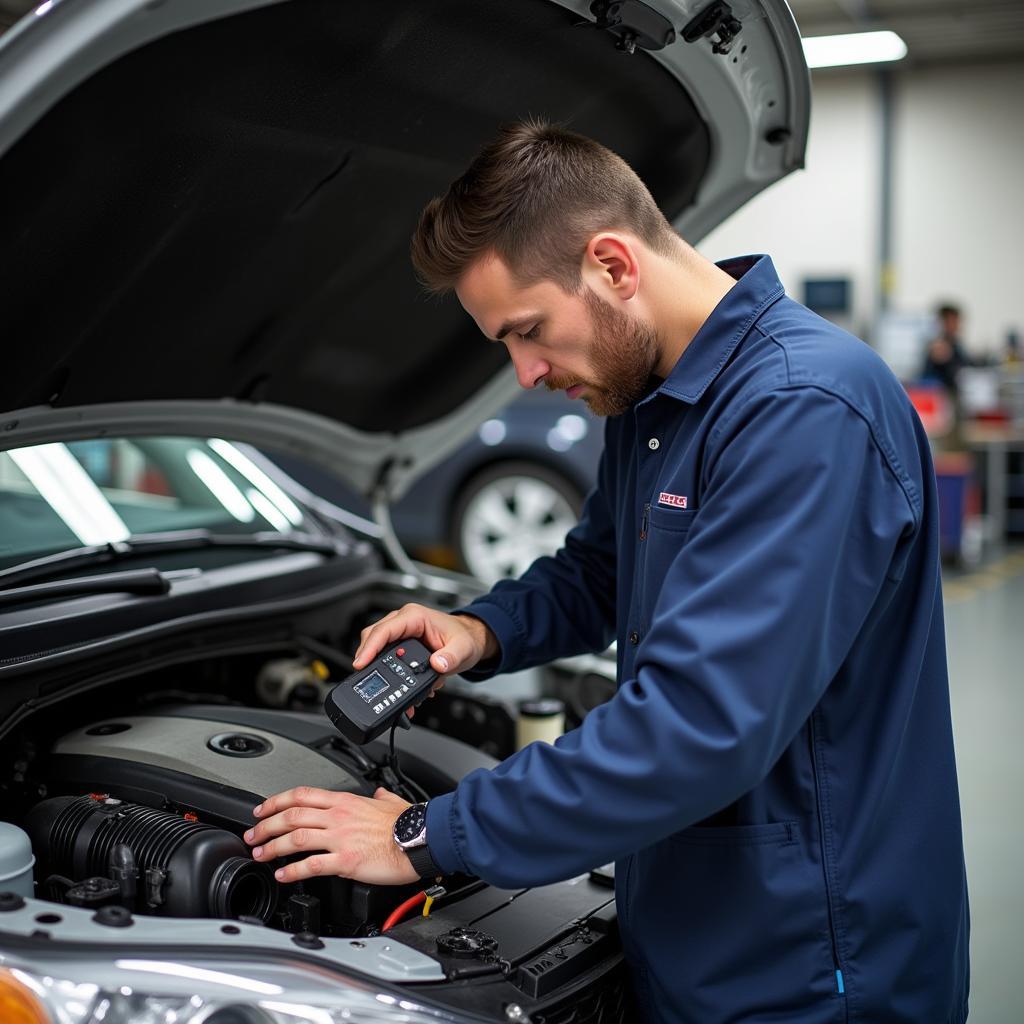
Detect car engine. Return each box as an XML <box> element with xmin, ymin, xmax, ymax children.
<box><xmin>1</xmin><ymin>668</ymin><xmax>633</xmax><ymax>1021</ymax></box>
<box><xmin>20</xmin><ymin>705</ymin><xmax>493</xmax><ymax>935</ymax></box>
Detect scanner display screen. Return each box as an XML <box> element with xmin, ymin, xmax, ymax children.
<box><xmin>354</xmin><ymin>671</ymin><xmax>390</xmax><ymax>703</ymax></box>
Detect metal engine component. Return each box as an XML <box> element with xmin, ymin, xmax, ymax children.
<box><xmin>255</xmin><ymin>657</ymin><xmax>333</xmax><ymax>708</ymax></box>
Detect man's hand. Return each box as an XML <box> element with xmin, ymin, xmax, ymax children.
<box><xmin>244</xmin><ymin>786</ymin><xmax>419</xmax><ymax>886</ymax></box>
<box><xmin>354</xmin><ymin>604</ymin><xmax>498</xmax><ymax>680</ymax></box>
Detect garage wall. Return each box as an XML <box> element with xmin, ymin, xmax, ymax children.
<box><xmin>699</xmin><ymin>71</ymin><xmax>880</xmax><ymax>339</ymax></box>
<box><xmin>893</xmin><ymin>62</ymin><xmax>1024</xmax><ymax>355</ymax></box>
<box><xmin>698</xmin><ymin>61</ymin><xmax>1024</xmax><ymax>361</ymax></box>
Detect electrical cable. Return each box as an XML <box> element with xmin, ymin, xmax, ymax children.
<box><xmin>325</xmin><ymin>733</ymin><xmax>378</xmax><ymax>776</ymax></box>
<box><xmin>44</xmin><ymin>874</ymin><xmax>75</xmax><ymax>901</ymax></box>
<box><xmin>386</xmin><ymin>719</ymin><xmax>431</xmax><ymax>804</ymax></box>
<box><xmin>293</xmin><ymin>635</ymin><xmax>426</xmax><ymax>799</ymax></box>
<box><xmin>422</xmin><ymin>884</ymin><xmax>446</xmax><ymax>917</ymax></box>
<box><xmin>382</xmin><ymin>890</ymin><xmax>426</xmax><ymax>931</ymax></box>
<box><xmin>293</xmin><ymin>633</ymin><xmax>354</xmax><ymax>674</ymax></box>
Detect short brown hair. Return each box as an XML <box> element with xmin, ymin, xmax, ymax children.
<box><xmin>410</xmin><ymin>119</ymin><xmax>679</xmax><ymax>295</ymax></box>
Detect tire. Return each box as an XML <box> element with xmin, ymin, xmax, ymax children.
<box><xmin>451</xmin><ymin>461</ymin><xmax>584</xmax><ymax>585</ymax></box>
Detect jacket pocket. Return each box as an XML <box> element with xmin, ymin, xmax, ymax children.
<box><xmin>638</xmin><ymin>507</ymin><xmax>697</xmax><ymax>629</ymax></box>
<box><xmin>647</xmin><ymin>505</ymin><xmax>696</xmax><ymax>533</ymax></box>
<box><xmin>622</xmin><ymin>826</ymin><xmax>842</xmax><ymax>1023</ymax></box>
<box><xmin>670</xmin><ymin>820</ymin><xmax>797</xmax><ymax>847</ymax></box>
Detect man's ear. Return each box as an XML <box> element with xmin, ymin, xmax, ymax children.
<box><xmin>581</xmin><ymin>233</ymin><xmax>640</xmax><ymax>302</ymax></box>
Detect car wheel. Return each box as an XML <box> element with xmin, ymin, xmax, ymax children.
<box><xmin>452</xmin><ymin>461</ymin><xmax>583</xmax><ymax>585</ymax></box>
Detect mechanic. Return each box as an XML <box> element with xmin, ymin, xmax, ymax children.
<box><xmin>245</xmin><ymin>121</ymin><xmax>970</xmax><ymax>1023</ymax></box>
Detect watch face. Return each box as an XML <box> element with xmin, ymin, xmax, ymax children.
<box><xmin>394</xmin><ymin>802</ymin><xmax>427</xmax><ymax>846</ymax></box>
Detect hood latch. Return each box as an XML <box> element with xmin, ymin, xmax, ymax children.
<box><xmin>586</xmin><ymin>0</ymin><xmax>676</xmax><ymax>54</ymax></box>
<box><xmin>682</xmin><ymin>1</ymin><xmax>743</xmax><ymax>56</ymax></box>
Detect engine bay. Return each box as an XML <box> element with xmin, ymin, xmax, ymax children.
<box><xmin>0</xmin><ymin>644</ymin><xmax>631</xmax><ymax>1021</ymax></box>
<box><xmin>15</xmin><ymin>703</ymin><xmax>491</xmax><ymax>936</ymax></box>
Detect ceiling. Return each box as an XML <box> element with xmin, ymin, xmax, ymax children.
<box><xmin>789</xmin><ymin>0</ymin><xmax>1024</xmax><ymax>65</ymax></box>
<box><xmin>1</xmin><ymin>0</ymin><xmax>1023</xmax><ymax>65</ymax></box>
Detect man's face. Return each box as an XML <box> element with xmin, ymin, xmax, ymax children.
<box><xmin>456</xmin><ymin>253</ymin><xmax>660</xmax><ymax>417</ymax></box>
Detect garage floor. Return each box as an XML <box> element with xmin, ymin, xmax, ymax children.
<box><xmin>944</xmin><ymin>545</ymin><xmax>1024</xmax><ymax>1023</ymax></box>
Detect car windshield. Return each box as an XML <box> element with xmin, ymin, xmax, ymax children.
<box><xmin>0</xmin><ymin>436</ymin><xmax>307</xmax><ymax>570</ymax></box>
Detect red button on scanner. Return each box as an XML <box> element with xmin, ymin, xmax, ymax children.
<box><xmin>396</xmin><ymin>647</ymin><xmax>406</xmax><ymax>657</ymax></box>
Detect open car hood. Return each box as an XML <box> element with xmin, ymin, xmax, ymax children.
<box><xmin>0</xmin><ymin>0</ymin><xmax>808</xmax><ymax>501</ymax></box>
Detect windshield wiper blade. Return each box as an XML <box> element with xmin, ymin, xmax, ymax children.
<box><xmin>0</xmin><ymin>531</ymin><xmax>340</xmax><ymax>592</ymax></box>
<box><xmin>0</xmin><ymin>568</ymin><xmax>180</xmax><ymax>609</ymax></box>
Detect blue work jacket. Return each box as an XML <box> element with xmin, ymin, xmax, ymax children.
<box><xmin>426</xmin><ymin>255</ymin><xmax>970</xmax><ymax>1023</ymax></box>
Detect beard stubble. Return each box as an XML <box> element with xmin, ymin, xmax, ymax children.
<box><xmin>545</xmin><ymin>288</ymin><xmax>661</xmax><ymax>417</ymax></box>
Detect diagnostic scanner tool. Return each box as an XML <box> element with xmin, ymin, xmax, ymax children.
<box><xmin>324</xmin><ymin>639</ymin><xmax>439</xmax><ymax>744</ymax></box>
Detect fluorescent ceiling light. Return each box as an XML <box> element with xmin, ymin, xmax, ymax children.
<box><xmin>803</xmin><ymin>30</ymin><xmax>907</xmax><ymax>69</ymax></box>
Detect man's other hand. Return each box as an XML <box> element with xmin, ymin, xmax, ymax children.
<box><xmin>245</xmin><ymin>786</ymin><xmax>418</xmax><ymax>886</ymax></box>
<box><xmin>353</xmin><ymin>604</ymin><xmax>498</xmax><ymax>683</ymax></box>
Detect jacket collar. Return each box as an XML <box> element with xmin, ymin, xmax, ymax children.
<box><xmin>653</xmin><ymin>254</ymin><xmax>785</xmax><ymax>405</ymax></box>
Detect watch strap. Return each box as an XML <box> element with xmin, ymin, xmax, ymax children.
<box><xmin>406</xmin><ymin>841</ymin><xmax>441</xmax><ymax>880</ymax></box>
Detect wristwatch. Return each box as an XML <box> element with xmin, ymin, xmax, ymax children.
<box><xmin>393</xmin><ymin>802</ymin><xmax>441</xmax><ymax>879</ymax></box>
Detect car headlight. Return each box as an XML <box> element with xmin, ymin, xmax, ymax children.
<box><xmin>0</xmin><ymin>955</ymin><xmax>477</xmax><ymax>1024</ymax></box>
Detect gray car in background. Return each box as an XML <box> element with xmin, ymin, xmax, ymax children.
<box><xmin>278</xmin><ymin>388</ymin><xmax>604</xmax><ymax>585</ymax></box>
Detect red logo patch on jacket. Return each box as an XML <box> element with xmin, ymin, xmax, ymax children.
<box><xmin>658</xmin><ymin>492</ymin><xmax>688</xmax><ymax>509</ymax></box>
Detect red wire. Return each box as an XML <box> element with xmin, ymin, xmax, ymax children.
<box><xmin>382</xmin><ymin>890</ymin><xmax>426</xmax><ymax>931</ymax></box>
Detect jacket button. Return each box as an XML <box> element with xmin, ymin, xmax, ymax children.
<box><xmin>648</xmin><ymin>438</ymin><xmax>660</xmax><ymax>450</ymax></box>
<box><xmin>629</xmin><ymin>631</ymin><xmax>640</xmax><ymax>645</ymax></box>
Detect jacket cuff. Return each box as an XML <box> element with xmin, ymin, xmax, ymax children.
<box><xmin>425</xmin><ymin>792</ymin><xmax>468</xmax><ymax>876</ymax></box>
<box><xmin>451</xmin><ymin>598</ymin><xmax>523</xmax><ymax>680</ymax></box>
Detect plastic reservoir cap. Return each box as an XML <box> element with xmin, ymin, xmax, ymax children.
<box><xmin>0</xmin><ymin>821</ymin><xmax>35</xmax><ymax>898</ymax></box>
<box><xmin>518</xmin><ymin>699</ymin><xmax>565</xmax><ymax>718</ymax></box>
<box><xmin>515</xmin><ymin>699</ymin><xmax>566</xmax><ymax>751</ymax></box>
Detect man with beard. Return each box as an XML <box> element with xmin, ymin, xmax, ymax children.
<box><xmin>246</xmin><ymin>122</ymin><xmax>969</xmax><ymax>1023</ymax></box>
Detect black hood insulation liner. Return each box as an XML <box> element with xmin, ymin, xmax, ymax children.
<box><xmin>0</xmin><ymin>0</ymin><xmax>709</xmax><ymax>432</ymax></box>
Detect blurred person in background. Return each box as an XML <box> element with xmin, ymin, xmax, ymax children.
<box><xmin>922</xmin><ymin>303</ymin><xmax>977</xmax><ymax>396</ymax></box>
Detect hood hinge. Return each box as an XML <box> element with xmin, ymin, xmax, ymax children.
<box><xmin>369</xmin><ymin>461</ymin><xmax>474</xmax><ymax>600</ymax></box>
<box><xmin>369</xmin><ymin>458</ymin><xmax>423</xmax><ymax>581</ymax></box>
